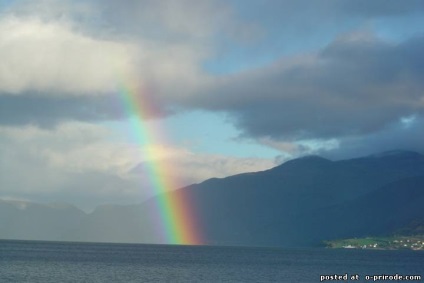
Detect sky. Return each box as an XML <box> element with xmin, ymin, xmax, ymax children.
<box><xmin>1</xmin><ymin>0</ymin><xmax>424</xmax><ymax>210</ymax></box>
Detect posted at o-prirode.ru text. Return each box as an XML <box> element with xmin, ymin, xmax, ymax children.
<box><xmin>320</xmin><ymin>273</ymin><xmax>422</xmax><ymax>282</ymax></box>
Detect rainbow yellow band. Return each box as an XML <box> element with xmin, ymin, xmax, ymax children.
<box><xmin>118</xmin><ymin>82</ymin><xmax>202</xmax><ymax>245</ymax></box>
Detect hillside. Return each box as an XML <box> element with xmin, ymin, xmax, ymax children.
<box><xmin>1</xmin><ymin>150</ymin><xmax>424</xmax><ymax>247</ymax></box>
<box><xmin>169</xmin><ymin>150</ymin><xmax>424</xmax><ymax>246</ymax></box>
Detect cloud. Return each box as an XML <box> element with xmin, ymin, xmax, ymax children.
<box><xmin>234</xmin><ymin>0</ymin><xmax>424</xmax><ymax>25</ymax></box>
<box><xmin>257</xmin><ymin>136</ymin><xmax>339</xmax><ymax>159</ymax></box>
<box><xmin>1</xmin><ymin>1</ymin><xmax>424</xmax><ymax>162</ymax></box>
<box><xmin>0</xmin><ymin>122</ymin><xmax>144</xmax><ymax>210</ymax></box>
<box><xmin>0</xmin><ymin>94</ymin><xmax>125</xmax><ymax>126</ymax></box>
<box><xmin>0</xmin><ymin>122</ymin><xmax>275</xmax><ymax>210</ymax></box>
<box><xmin>322</xmin><ymin>115</ymin><xmax>424</xmax><ymax>159</ymax></box>
<box><xmin>0</xmin><ymin>1</ymin><xmax>225</xmax><ymax>125</ymax></box>
<box><xmin>337</xmin><ymin>0</ymin><xmax>424</xmax><ymax>17</ymax></box>
<box><xmin>97</xmin><ymin>0</ymin><xmax>230</xmax><ymax>38</ymax></box>
<box><xmin>0</xmin><ymin>16</ymin><xmax>137</xmax><ymax>95</ymax></box>
<box><xmin>188</xmin><ymin>31</ymin><xmax>424</xmax><ymax>145</ymax></box>
<box><xmin>130</xmin><ymin>151</ymin><xmax>275</xmax><ymax>186</ymax></box>
<box><xmin>1</xmin><ymin>0</ymin><xmax>424</xmax><ymax>211</ymax></box>
<box><xmin>0</xmin><ymin>20</ymin><xmax>198</xmax><ymax>125</ymax></box>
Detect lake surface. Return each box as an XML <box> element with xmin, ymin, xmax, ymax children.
<box><xmin>0</xmin><ymin>240</ymin><xmax>423</xmax><ymax>282</ymax></box>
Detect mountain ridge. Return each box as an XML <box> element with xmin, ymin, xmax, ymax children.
<box><xmin>1</xmin><ymin>150</ymin><xmax>424</xmax><ymax>247</ymax></box>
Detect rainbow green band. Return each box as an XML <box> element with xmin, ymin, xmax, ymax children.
<box><xmin>118</xmin><ymin>82</ymin><xmax>202</xmax><ymax>245</ymax></box>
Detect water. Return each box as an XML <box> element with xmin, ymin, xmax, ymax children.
<box><xmin>0</xmin><ymin>240</ymin><xmax>423</xmax><ymax>282</ymax></box>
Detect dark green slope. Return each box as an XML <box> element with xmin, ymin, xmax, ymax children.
<box><xmin>298</xmin><ymin>175</ymin><xmax>424</xmax><ymax>245</ymax></box>
<box><xmin>169</xmin><ymin>150</ymin><xmax>424</xmax><ymax>247</ymax></box>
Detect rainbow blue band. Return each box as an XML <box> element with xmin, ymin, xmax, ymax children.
<box><xmin>118</xmin><ymin>82</ymin><xmax>202</xmax><ymax>245</ymax></box>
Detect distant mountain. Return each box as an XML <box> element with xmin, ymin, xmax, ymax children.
<box><xmin>61</xmin><ymin>204</ymin><xmax>158</xmax><ymax>243</ymax></box>
<box><xmin>168</xmin><ymin>150</ymin><xmax>424</xmax><ymax>246</ymax></box>
<box><xmin>0</xmin><ymin>199</ymin><xmax>85</xmax><ymax>241</ymax></box>
<box><xmin>1</xmin><ymin>150</ymin><xmax>424</xmax><ymax>247</ymax></box>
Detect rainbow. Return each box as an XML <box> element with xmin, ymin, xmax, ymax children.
<box><xmin>118</xmin><ymin>81</ymin><xmax>203</xmax><ymax>245</ymax></box>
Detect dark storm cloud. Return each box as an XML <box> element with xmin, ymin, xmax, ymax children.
<box><xmin>322</xmin><ymin>116</ymin><xmax>424</xmax><ymax>160</ymax></box>
<box><xmin>0</xmin><ymin>92</ymin><xmax>172</xmax><ymax>127</ymax></box>
<box><xmin>338</xmin><ymin>0</ymin><xmax>424</xmax><ymax>17</ymax></box>
<box><xmin>0</xmin><ymin>94</ymin><xmax>121</xmax><ymax>127</ymax></box>
<box><xmin>241</xmin><ymin>0</ymin><xmax>424</xmax><ymax>19</ymax></box>
<box><xmin>226</xmin><ymin>0</ymin><xmax>424</xmax><ymax>44</ymax></box>
<box><xmin>3</xmin><ymin>0</ymin><xmax>424</xmax><ymax>151</ymax></box>
<box><xmin>190</xmin><ymin>33</ymin><xmax>424</xmax><ymax>141</ymax></box>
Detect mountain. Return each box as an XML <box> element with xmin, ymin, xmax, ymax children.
<box><xmin>166</xmin><ymin>150</ymin><xmax>424</xmax><ymax>246</ymax></box>
<box><xmin>0</xmin><ymin>199</ymin><xmax>85</xmax><ymax>241</ymax></box>
<box><xmin>61</xmin><ymin>204</ymin><xmax>158</xmax><ymax>243</ymax></box>
<box><xmin>1</xmin><ymin>150</ymin><xmax>424</xmax><ymax>247</ymax></box>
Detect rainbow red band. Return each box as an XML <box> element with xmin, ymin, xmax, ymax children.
<box><xmin>118</xmin><ymin>82</ymin><xmax>203</xmax><ymax>245</ymax></box>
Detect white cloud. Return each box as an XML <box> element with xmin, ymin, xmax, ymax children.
<box><xmin>0</xmin><ymin>122</ymin><xmax>275</xmax><ymax>209</ymax></box>
<box><xmin>0</xmin><ymin>11</ymin><xmax>211</xmax><ymax>108</ymax></box>
<box><xmin>0</xmin><ymin>16</ymin><xmax>137</xmax><ymax>95</ymax></box>
<box><xmin>0</xmin><ymin>122</ymin><xmax>144</xmax><ymax>209</ymax></box>
<box><xmin>155</xmin><ymin>150</ymin><xmax>275</xmax><ymax>185</ymax></box>
<box><xmin>0</xmin><ymin>0</ymin><xmax>258</xmax><ymax>119</ymax></box>
<box><xmin>184</xmin><ymin>154</ymin><xmax>275</xmax><ymax>183</ymax></box>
